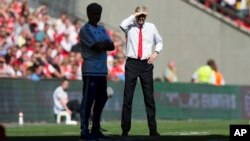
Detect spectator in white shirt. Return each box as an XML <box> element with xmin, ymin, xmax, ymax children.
<box><xmin>0</xmin><ymin>57</ymin><xmax>15</xmax><ymax>78</ymax></box>
<box><xmin>53</xmin><ymin>79</ymin><xmax>80</xmax><ymax>121</ymax></box>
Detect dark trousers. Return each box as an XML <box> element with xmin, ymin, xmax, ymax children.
<box><xmin>80</xmin><ymin>76</ymin><xmax>108</xmax><ymax>136</ymax></box>
<box><xmin>67</xmin><ymin>99</ymin><xmax>80</xmax><ymax>120</ymax></box>
<box><xmin>121</xmin><ymin>58</ymin><xmax>157</xmax><ymax>134</ymax></box>
<box><xmin>54</xmin><ymin>99</ymin><xmax>80</xmax><ymax>122</ymax></box>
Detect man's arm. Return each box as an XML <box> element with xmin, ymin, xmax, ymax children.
<box><xmin>153</xmin><ymin>25</ymin><xmax>163</xmax><ymax>53</ymax></box>
<box><xmin>120</xmin><ymin>15</ymin><xmax>135</xmax><ymax>31</ymax></box>
<box><xmin>59</xmin><ymin>97</ymin><xmax>72</xmax><ymax>115</ymax></box>
<box><xmin>120</xmin><ymin>11</ymin><xmax>147</xmax><ymax>31</ymax></box>
<box><xmin>209</xmin><ymin>72</ymin><xmax>216</xmax><ymax>85</ymax></box>
<box><xmin>79</xmin><ymin>27</ymin><xmax>115</xmax><ymax>52</ymax></box>
<box><xmin>191</xmin><ymin>71</ymin><xmax>198</xmax><ymax>83</ymax></box>
<box><xmin>90</xmin><ymin>40</ymin><xmax>115</xmax><ymax>51</ymax></box>
<box><xmin>147</xmin><ymin>25</ymin><xmax>163</xmax><ymax>64</ymax></box>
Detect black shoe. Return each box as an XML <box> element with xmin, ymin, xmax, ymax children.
<box><xmin>100</xmin><ymin>127</ymin><xmax>108</xmax><ymax>132</ymax></box>
<box><xmin>121</xmin><ymin>131</ymin><xmax>128</xmax><ymax>136</ymax></box>
<box><xmin>91</xmin><ymin>130</ymin><xmax>110</xmax><ymax>140</ymax></box>
<box><xmin>80</xmin><ymin>133</ymin><xmax>98</xmax><ymax>141</ymax></box>
<box><xmin>150</xmin><ymin>132</ymin><xmax>160</xmax><ymax>136</ymax></box>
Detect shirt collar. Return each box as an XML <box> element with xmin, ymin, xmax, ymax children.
<box><xmin>135</xmin><ymin>21</ymin><xmax>145</xmax><ymax>28</ymax></box>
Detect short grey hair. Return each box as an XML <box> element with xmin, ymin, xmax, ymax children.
<box><xmin>135</xmin><ymin>6</ymin><xmax>148</xmax><ymax>13</ymax></box>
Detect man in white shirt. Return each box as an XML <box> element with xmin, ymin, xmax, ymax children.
<box><xmin>120</xmin><ymin>5</ymin><xmax>163</xmax><ymax>137</ymax></box>
<box><xmin>53</xmin><ymin>79</ymin><xmax>80</xmax><ymax>121</ymax></box>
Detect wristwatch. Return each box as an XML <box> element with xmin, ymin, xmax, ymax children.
<box><xmin>155</xmin><ymin>51</ymin><xmax>160</xmax><ymax>55</ymax></box>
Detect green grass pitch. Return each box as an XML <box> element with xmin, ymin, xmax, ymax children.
<box><xmin>4</xmin><ymin>120</ymin><xmax>248</xmax><ymax>141</ymax></box>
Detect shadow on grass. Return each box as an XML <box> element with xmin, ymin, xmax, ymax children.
<box><xmin>6</xmin><ymin>135</ymin><xmax>229</xmax><ymax>141</ymax></box>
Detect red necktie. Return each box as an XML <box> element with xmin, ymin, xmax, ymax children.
<box><xmin>138</xmin><ymin>26</ymin><xmax>142</xmax><ymax>60</ymax></box>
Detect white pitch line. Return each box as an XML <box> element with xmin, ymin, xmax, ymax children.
<box><xmin>161</xmin><ymin>131</ymin><xmax>211</xmax><ymax>135</ymax></box>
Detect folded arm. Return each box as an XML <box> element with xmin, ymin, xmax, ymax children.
<box><xmin>90</xmin><ymin>40</ymin><xmax>115</xmax><ymax>51</ymax></box>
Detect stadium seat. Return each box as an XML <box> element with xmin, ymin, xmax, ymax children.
<box><xmin>56</xmin><ymin>111</ymin><xmax>77</xmax><ymax>125</ymax></box>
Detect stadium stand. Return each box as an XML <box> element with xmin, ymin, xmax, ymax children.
<box><xmin>189</xmin><ymin>0</ymin><xmax>250</xmax><ymax>33</ymax></box>
<box><xmin>0</xmin><ymin>0</ymin><xmax>126</xmax><ymax>81</ymax></box>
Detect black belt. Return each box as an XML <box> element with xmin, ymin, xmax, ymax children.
<box><xmin>127</xmin><ymin>57</ymin><xmax>148</xmax><ymax>62</ymax></box>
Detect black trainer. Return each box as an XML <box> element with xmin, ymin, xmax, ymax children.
<box><xmin>100</xmin><ymin>127</ymin><xmax>108</xmax><ymax>132</ymax></box>
<box><xmin>121</xmin><ymin>131</ymin><xmax>128</xmax><ymax>136</ymax></box>
<box><xmin>91</xmin><ymin>130</ymin><xmax>110</xmax><ymax>141</ymax></box>
<box><xmin>150</xmin><ymin>131</ymin><xmax>160</xmax><ymax>136</ymax></box>
<box><xmin>80</xmin><ymin>133</ymin><xmax>98</xmax><ymax>141</ymax></box>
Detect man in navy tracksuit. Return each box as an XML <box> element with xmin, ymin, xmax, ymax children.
<box><xmin>79</xmin><ymin>3</ymin><xmax>114</xmax><ymax>141</ymax></box>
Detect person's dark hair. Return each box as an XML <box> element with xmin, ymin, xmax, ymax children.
<box><xmin>207</xmin><ymin>59</ymin><xmax>215</xmax><ymax>66</ymax></box>
<box><xmin>207</xmin><ymin>59</ymin><xmax>217</xmax><ymax>71</ymax></box>
<box><xmin>59</xmin><ymin>78</ymin><xmax>68</xmax><ymax>87</ymax></box>
<box><xmin>87</xmin><ymin>3</ymin><xmax>102</xmax><ymax>14</ymax></box>
<box><xmin>61</xmin><ymin>77</ymin><xmax>68</xmax><ymax>83</ymax></box>
<box><xmin>27</xmin><ymin>66</ymin><xmax>35</xmax><ymax>73</ymax></box>
<box><xmin>73</xmin><ymin>18</ymin><xmax>81</xmax><ymax>25</ymax></box>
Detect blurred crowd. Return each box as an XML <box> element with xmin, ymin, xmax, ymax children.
<box><xmin>0</xmin><ymin>0</ymin><xmax>227</xmax><ymax>86</ymax></box>
<box><xmin>0</xmin><ymin>0</ymin><xmax>126</xmax><ymax>81</ymax></box>
<box><xmin>197</xmin><ymin>0</ymin><xmax>250</xmax><ymax>30</ymax></box>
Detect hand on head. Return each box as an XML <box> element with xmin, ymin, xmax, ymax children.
<box><xmin>134</xmin><ymin>11</ymin><xmax>148</xmax><ymax>17</ymax></box>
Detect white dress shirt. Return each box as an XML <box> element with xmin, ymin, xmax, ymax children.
<box><xmin>120</xmin><ymin>15</ymin><xmax>163</xmax><ymax>60</ymax></box>
<box><xmin>53</xmin><ymin>86</ymin><xmax>68</xmax><ymax>114</ymax></box>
